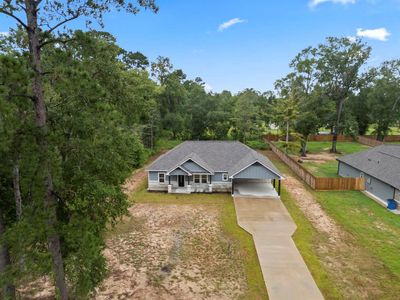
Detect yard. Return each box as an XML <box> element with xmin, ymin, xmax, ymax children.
<box><xmin>266</xmin><ymin>150</ymin><xmax>400</xmax><ymax>299</ymax></box>
<box><xmin>275</xmin><ymin>141</ymin><xmax>369</xmax><ymax>177</ymax></box>
<box><xmin>94</xmin><ymin>181</ymin><xmax>267</xmax><ymax>299</ymax></box>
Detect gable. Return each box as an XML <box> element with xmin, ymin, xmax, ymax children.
<box><xmin>168</xmin><ymin>166</ymin><xmax>190</xmax><ymax>176</ymax></box>
<box><xmin>182</xmin><ymin>160</ymin><xmax>208</xmax><ymax>173</ymax></box>
<box><xmin>233</xmin><ymin>162</ymin><xmax>280</xmax><ymax>180</ymax></box>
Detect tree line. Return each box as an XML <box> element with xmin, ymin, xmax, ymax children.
<box><xmin>1</xmin><ymin>0</ymin><xmax>400</xmax><ymax>298</ymax></box>
<box><xmin>274</xmin><ymin>37</ymin><xmax>400</xmax><ymax>156</ymax></box>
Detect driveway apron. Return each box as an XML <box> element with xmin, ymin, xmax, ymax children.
<box><xmin>234</xmin><ymin>197</ymin><xmax>324</xmax><ymax>300</ymax></box>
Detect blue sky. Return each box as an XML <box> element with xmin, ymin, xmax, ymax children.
<box><xmin>1</xmin><ymin>0</ymin><xmax>400</xmax><ymax>93</ymax></box>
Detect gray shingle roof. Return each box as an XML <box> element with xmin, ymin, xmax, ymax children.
<box><xmin>147</xmin><ymin>141</ymin><xmax>283</xmax><ymax>178</ymax></box>
<box><xmin>337</xmin><ymin>144</ymin><xmax>400</xmax><ymax>189</ymax></box>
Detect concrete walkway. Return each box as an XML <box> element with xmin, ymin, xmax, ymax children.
<box><xmin>234</xmin><ymin>197</ymin><xmax>324</xmax><ymax>300</ymax></box>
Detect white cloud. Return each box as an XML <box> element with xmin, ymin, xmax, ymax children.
<box><xmin>309</xmin><ymin>0</ymin><xmax>356</xmax><ymax>7</ymax></box>
<box><xmin>204</xmin><ymin>83</ymin><xmax>213</xmax><ymax>93</ymax></box>
<box><xmin>356</xmin><ymin>27</ymin><xmax>390</xmax><ymax>41</ymax></box>
<box><xmin>218</xmin><ymin>18</ymin><xmax>245</xmax><ymax>32</ymax></box>
<box><xmin>0</xmin><ymin>32</ymin><xmax>9</xmax><ymax>36</ymax></box>
<box><xmin>347</xmin><ymin>36</ymin><xmax>357</xmax><ymax>42</ymax></box>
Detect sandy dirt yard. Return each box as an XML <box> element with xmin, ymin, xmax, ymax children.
<box><xmin>93</xmin><ymin>203</ymin><xmax>246</xmax><ymax>300</ymax></box>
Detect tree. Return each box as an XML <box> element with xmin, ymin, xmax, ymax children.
<box><xmin>315</xmin><ymin>37</ymin><xmax>370</xmax><ymax>152</ymax></box>
<box><xmin>0</xmin><ymin>52</ymin><xmax>33</xmax><ymax>299</ymax></box>
<box><xmin>274</xmin><ymin>74</ymin><xmax>301</xmax><ymax>148</ymax></box>
<box><xmin>365</xmin><ymin>60</ymin><xmax>400</xmax><ymax>140</ymax></box>
<box><xmin>231</xmin><ymin>89</ymin><xmax>265</xmax><ymax>143</ymax></box>
<box><xmin>0</xmin><ymin>1</ymin><xmax>158</xmax><ymax>297</ymax></box>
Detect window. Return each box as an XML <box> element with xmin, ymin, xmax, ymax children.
<box><xmin>194</xmin><ymin>174</ymin><xmax>200</xmax><ymax>183</ymax></box>
<box><xmin>201</xmin><ymin>174</ymin><xmax>208</xmax><ymax>183</ymax></box>
<box><xmin>222</xmin><ymin>173</ymin><xmax>229</xmax><ymax>181</ymax></box>
<box><xmin>159</xmin><ymin>173</ymin><xmax>165</xmax><ymax>183</ymax></box>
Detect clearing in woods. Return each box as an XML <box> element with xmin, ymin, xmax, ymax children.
<box><xmin>94</xmin><ymin>164</ymin><xmax>267</xmax><ymax>299</ymax></box>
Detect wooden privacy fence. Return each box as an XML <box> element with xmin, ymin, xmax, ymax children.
<box><xmin>308</xmin><ymin>134</ymin><xmax>354</xmax><ymax>142</ymax></box>
<box><xmin>264</xmin><ymin>134</ymin><xmax>354</xmax><ymax>142</ymax></box>
<box><xmin>356</xmin><ymin>136</ymin><xmax>384</xmax><ymax>147</ymax></box>
<box><xmin>314</xmin><ymin>177</ymin><xmax>365</xmax><ymax>190</ymax></box>
<box><xmin>268</xmin><ymin>142</ymin><xmax>365</xmax><ymax>191</ymax></box>
<box><xmin>269</xmin><ymin>141</ymin><xmax>317</xmax><ymax>188</ymax></box>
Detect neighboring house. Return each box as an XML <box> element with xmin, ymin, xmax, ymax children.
<box><xmin>146</xmin><ymin>141</ymin><xmax>283</xmax><ymax>195</ymax></box>
<box><xmin>337</xmin><ymin>145</ymin><xmax>400</xmax><ymax>204</ymax></box>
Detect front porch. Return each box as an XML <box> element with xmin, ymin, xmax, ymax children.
<box><xmin>167</xmin><ymin>174</ymin><xmax>213</xmax><ymax>194</ymax></box>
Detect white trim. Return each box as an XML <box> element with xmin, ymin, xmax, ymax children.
<box><xmin>158</xmin><ymin>172</ymin><xmax>166</xmax><ymax>183</ymax></box>
<box><xmin>229</xmin><ymin>160</ymin><xmax>284</xmax><ymax>179</ymax></box>
<box><xmin>201</xmin><ymin>174</ymin><xmax>209</xmax><ymax>184</ymax></box>
<box><xmin>193</xmin><ymin>173</ymin><xmax>209</xmax><ymax>184</ymax></box>
<box><xmin>166</xmin><ymin>166</ymin><xmax>192</xmax><ymax>176</ymax></box>
<box><xmin>168</xmin><ymin>158</ymin><xmax>214</xmax><ymax>175</ymax></box>
<box><xmin>194</xmin><ymin>174</ymin><xmax>201</xmax><ymax>184</ymax></box>
<box><xmin>222</xmin><ymin>173</ymin><xmax>229</xmax><ymax>181</ymax></box>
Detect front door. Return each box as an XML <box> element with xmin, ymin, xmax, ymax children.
<box><xmin>178</xmin><ymin>175</ymin><xmax>185</xmax><ymax>187</ymax></box>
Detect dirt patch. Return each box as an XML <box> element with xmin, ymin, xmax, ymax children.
<box><xmin>93</xmin><ymin>203</ymin><xmax>246</xmax><ymax>299</ymax></box>
<box><xmin>293</xmin><ymin>152</ymin><xmax>338</xmax><ymax>164</ymax></box>
<box><xmin>283</xmin><ymin>174</ymin><xmax>341</xmax><ymax>242</ymax></box>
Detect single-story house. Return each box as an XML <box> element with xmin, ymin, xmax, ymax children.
<box><xmin>146</xmin><ymin>141</ymin><xmax>283</xmax><ymax>196</ymax></box>
<box><xmin>337</xmin><ymin>145</ymin><xmax>400</xmax><ymax>204</ymax></box>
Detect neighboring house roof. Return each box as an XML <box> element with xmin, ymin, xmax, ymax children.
<box><xmin>337</xmin><ymin>145</ymin><xmax>400</xmax><ymax>190</ymax></box>
<box><xmin>147</xmin><ymin>141</ymin><xmax>283</xmax><ymax>178</ymax></box>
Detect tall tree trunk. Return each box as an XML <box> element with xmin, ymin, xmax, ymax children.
<box><xmin>331</xmin><ymin>98</ymin><xmax>345</xmax><ymax>153</ymax></box>
<box><xmin>12</xmin><ymin>162</ymin><xmax>22</xmax><ymax>221</ymax></box>
<box><xmin>300</xmin><ymin>136</ymin><xmax>308</xmax><ymax>157</ymax></box>
<box><xmin>285</xmin><ymin>120</ymin><xmax>289</xmax><ymax>144</ymax></box>
<box><xmin>24</xmin><ymin>1</ymin><xmax>69</xmax><ymax>298</ymax></box>
<box><xmin>0</xmin><ymin>209</ymin><xmax>16</xmax><ymax>300</ymax></box>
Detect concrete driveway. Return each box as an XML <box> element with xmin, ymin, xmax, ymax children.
<box><xmin>234</xmin><ymin>197</ymin><xmax>324</xmax><ymax>300</ymax></box>
<box><xmin>233</xmin><ymin>180</ymin><xmax>278</xmax><ymax>198</ymax></box>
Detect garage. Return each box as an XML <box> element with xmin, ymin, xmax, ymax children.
<box><xmin>232</xmin><ymin>179</ymin><xmax>279</xmax><ymax>198</ymax></box>
<box><xmin>230</xmin><ymin>161</ymin><xmax>283</xmax><ymax>198</ymax></box>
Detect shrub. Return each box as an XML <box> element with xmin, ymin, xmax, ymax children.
<box><xmin>246</xmin><ymin>140</ymin><xmax>270</xmax><ymax>150</ymax></box>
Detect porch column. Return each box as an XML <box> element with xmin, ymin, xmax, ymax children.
<box><xmin>278</xmin><ymin>180</ymin><xmax>281</xmax><ymax>196</ymax></box>
<box><xmin>273</xmin><ymin>179</ymin><xmax>276</xmax><ymax>188</ymax></box>
<box><xmin>187</xmin><ymin>175</ymin><xmax>192</xmax><ymax>194</ymax></box>
<box><xmin>168</xmin><ymin>175</ymin><xmax>172</xmax><ymax>193</ymax></box>
<box><xmin>231</xmin><ymin>179</ymin><xmax>234</xmax><ymax>195</ymax></box>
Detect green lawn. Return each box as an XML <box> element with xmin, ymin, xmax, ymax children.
<box><xmin>274</xmin><ymin>141</ymin><xmax>369</xmax><ymax>177</ymax></box>
<box><xmin>315</xmin><ymin>191</ymin><xmax>400</xmax><ymax>280</ymax></box>
<box><xmin>303</xmin><ymin>161</ymin><xmax>339</xmax><ymax>178</ymax></box>
<box><xmin>306</xmin><ymin>141</ymin><xmax>369</xmax><ymax>155</ymax></box>
<box><xmin>366</xmin><ymin>126</ymin><xmax>400</xmax><ymax>135</ymax></box>
<box><xmin>129</xmin><ymin>182</ymin><xmax>268</xmax><ymax>300</ymax></box>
